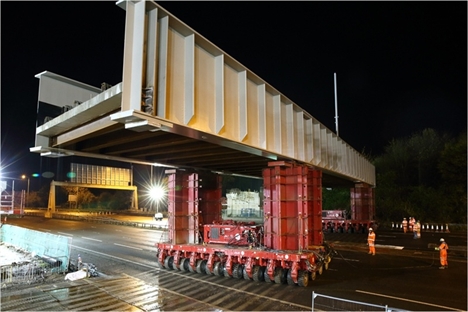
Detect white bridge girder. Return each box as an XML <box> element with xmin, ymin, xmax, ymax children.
<box><xmin>31</xmin><ymin>0</ymin><xmax>375</xmax><ymax>187</ymax></box>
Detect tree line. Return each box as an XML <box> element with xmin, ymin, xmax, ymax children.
<box><xmin>324</xmin><ymin>128</ymin><xmax>466</xmax><ymax>224</ymax></box>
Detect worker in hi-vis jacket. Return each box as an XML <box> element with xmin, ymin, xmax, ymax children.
<box><xmin>367</xmin><ymin>228</ymin><xmax>376</xmax><ymax>255</ymax></box>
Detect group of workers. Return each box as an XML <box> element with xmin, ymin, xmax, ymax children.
<box><xmin>366</xmin><ymin>227</ymin><xmax>449</xmax><ymax>269</ymax></box>
<box><xmin>402</xmin><ymin>217</ymin><xmax>421</xmax><ymax>238</ymax></box>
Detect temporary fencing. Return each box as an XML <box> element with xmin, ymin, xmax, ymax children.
<box><xmin>312</xmin><ymin>291</ymin><xmax>402</xmax><ymax>311</ymax></box>
<box><xmin>0</xmin><ymin>255</ymin><xmax>68</xmax><ymax>287</ymax></box>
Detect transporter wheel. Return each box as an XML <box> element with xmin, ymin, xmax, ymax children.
<box><xmin>242</xmin><ymin>267</ymin><xmax>251</xmax><ymax>280</ymax></box>
<box><xmin>324</xmin><ymin>255</ymin><xmax>331</xmax><ymax>270</ymax></box>
<box><xmin>172</xmin><ymin>258</ymin><xmax>183</xmax><ymax>271</ymax></box>
<box><xmin>286</xmin><ymin>269</ymin><xmax>295</xmax><ymax>286</ymax></box>
<box><xmin>164</xmin><ymin>256</ymin><xmax>174</xmax><ymax>270</ymax></box>
<box><xmin>189</xmin><ymin>260</ymin><xmax>199</xmax><ymax>273</ymax></box>
<box><xmin>318</xmin><ymin>264</ymin><xmax>323</xmax><ymax>275</ymax></box>
<box><xmin>232</xmin><ymin>264</ymin><xmax>242</xmax><ymax>279</ymax></box>
<box><xmin>224</xmin><ymin>265</ymin><xmax>232</xmax><ymax>278</ymax></box>
<box><xmin>213</xmin><ymin>262</ymin><xmax>222</xmax><ymax>276</ymax></box>
<box><xmin>180</xmin><ymin>258</ymin><xmax>189</xmax><ymax>272</ymax></box>
<box><xmin>310</xmin><ymin>271</ymin><xmax>317</xmax><ymax>281</ymax></box>
<box><xmin>156</xmin><ymin>257</ymin><xmax>164</xmax><ymax>269</ymax></box>
<box><xmin>252</xmin><ymin>265</ymin><xmax>265</xmax><ymax>282</ymax></box>
<box><xmin>205</xmin><ymin>262</ymin><xmax>214</xmax><ymax>275</ymax></box>
<box><xmin>297</xmin><ymin>270</ymin><xmax>309</xmax><ymax>287</ymax></box>
<box><xmin>274</xmin><ymin>268</ymin><xmax>287</xmax><ymax>284</ymax></box>
<box><xmin>264</xmin><ymin>268</ymin><xmax>273</xmax><ymax>283</ymax></box>
<box><xmin>196</xmin><ymin>260</ymin><xmax>207</xmax><ymax>274</ymax></box>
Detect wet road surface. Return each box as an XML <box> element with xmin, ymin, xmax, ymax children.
<box><xmin>2</xmin><ymin>213</ymin><xmax>466</xmax><ymax>311</ymax></box>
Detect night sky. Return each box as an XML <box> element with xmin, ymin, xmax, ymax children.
<box><xmin>1</xmin><ymin>1</ymin><xmax>466</xmax><ymax>187</ymax></box>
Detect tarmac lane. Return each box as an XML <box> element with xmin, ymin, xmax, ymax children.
<box><xmin>2</xmin><ymin>214</ymin><xmax>467</xmax><ymax>311</ymax></box>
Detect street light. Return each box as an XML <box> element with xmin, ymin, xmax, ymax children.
<box><xmin>21</xmin><ymin>174</ymin><xmax>30</xmax><ymax>207</ymax></box>
<box><xmin>149</xmin><ymin>185</ymin><xmax>165</xmax><ymax>213</ymax></box>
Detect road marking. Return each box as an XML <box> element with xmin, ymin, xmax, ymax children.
<box><xmin>58</xmin><ymin>232</ymin><xmax>73</xmax><ymax>236</ymax></box>
<box><xmin>39</xmin><ymin>228</ymin><xmax>51</xmax><ymax>232</ymax></box>
<box><xmin>81</xmin><ymin>236</ymin><xmax>102</xmax><ymax>242</ymax></box>
<box><xmin>379</xmin><ymin>235</ymin><xmax>396</xmax><ymax>238</ymax></box>
<box><xmin>356</xmin><ymin>290</ymin><xmax>460</xmax><ymax>311</ymax></box>
<box><xmin>73</xmin><ymin>246</ymin><xmax>312</xmax><ymax>311</ymax></box>
<box><xmin>114</xmin><ymin>243</ymin><xmax>143</xmax><ymax>250</ymax></box>
<box><xmin>375</xmin><ymin>244</ymin><xmax>404</xmax><ymax>250</ymax></box>
<box><xmin>335</xmin><ymin>257</ymin><xmax>360</xmax><ymax>262</ymax></box>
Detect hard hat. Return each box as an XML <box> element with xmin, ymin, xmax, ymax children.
<box><xmin>369</xmin><ymin>228</ymin><xmax>373</xmax><ymax>231</ymax></box>
<box><xmin>440</xmin><ymin>238</ymin><xmax>445</xmax><ymax>242</ymax></box>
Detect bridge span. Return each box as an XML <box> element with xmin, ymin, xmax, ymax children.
<box><xmin>30</xmin><ymin>0</ymin><xmax>374</xmax><ymax>188</ymax></box>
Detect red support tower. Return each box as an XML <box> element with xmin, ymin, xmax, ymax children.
<box><xmin>156</xmin><ymin>162</ymin><xmax>335</xmax><ymax>287</ymax></box>
<box><xmin>263</xmin><ymin>161</ymin><xmax>323</xmax><ymax>251</ymax></box>
<box><xmin>350</xmin><ymin>183</ymin><xmax>376</xmax><ymax>232</ymax></box>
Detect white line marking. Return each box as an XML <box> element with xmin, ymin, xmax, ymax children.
<box><xmin>74</xmin><ymin>246</ymin><xmax>311</xmax><ymax>311</ymax></box>
<box><xmin>356</xmin><ymin>290</ymin><xmax>460</xmax><ymax>311</ymax></box>
<box><xmin>114</xmin><ymin>243</ymin><xmax>143</xmax><ymax>250</ymax></box>
<box><xmin>379</xmin><ymin>235</ymin><xmax>396</xmax><ymax>238</ymax></box>
<box><xmin>335</xmin><ymin>257</ymin><xmax>360</xmax><ymax>262</ymax></box>
<box><xmin>58</xmin><ymin>232</ymin><xmax>73</xmax><ymax>236</ymax></box>
<box><xmin>81</xmin><ymin>236</ymin><xmax>102</xmax><ymax>242</ymax></box>
<box><xmin>375</xmin><ymin>244</ymin><xmax>404</xmax><ymax>250</ymax></box>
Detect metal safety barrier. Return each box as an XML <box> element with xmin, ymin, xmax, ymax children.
<box><xmin>312</xmin><ymin>291</ymin><xmax>404</xmax><ymax>311</ymax></box>
<box><xmin>1</xmin><ymin>255</ymin><xmax>68</xmax><ymax>288</ymax></box>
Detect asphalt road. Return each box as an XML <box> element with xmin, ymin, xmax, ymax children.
<box><xmin>2</xmin><ymin>214</ymin><xmax>467</xmax><ymax>311</ymax></box>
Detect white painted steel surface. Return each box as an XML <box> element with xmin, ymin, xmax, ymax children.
<box><xmin>31</xmin><ymin>0</ymin><xmax>375</xmax><ymax>186</ymax></box>
<box><xmin>116</xmin><ymin>0</ymin><xmax>374</xmax><ymax>185</ymax></box>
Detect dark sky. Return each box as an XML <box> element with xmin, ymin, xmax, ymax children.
<box><xmin>1</xmin><ymin>1</ymin><xmax>466</xmax><ymax>185</ymax></box>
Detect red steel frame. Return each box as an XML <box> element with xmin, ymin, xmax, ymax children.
<box><xmin>350</xmin><ymin>183</ymin><xmax>376</xmax><ymax>232</ymax></box>
<box><xmin>157</xmin><ymin>162</ymin><xmax>334</xmax><ymax>286</ymax></box>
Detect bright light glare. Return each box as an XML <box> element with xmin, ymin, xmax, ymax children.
<box><xmin>149</xmin><ymin>185</ymin><xmax>165</xmax><ymax>201</ymax></box>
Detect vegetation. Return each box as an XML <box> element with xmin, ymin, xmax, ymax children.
<box><xmin>323</xmin><ymin>129</ymin><xmax>466</xmax><ymax>224</ymax></box>
<box><xmin>374</xmin><ymin>129</ymin><xmax>466</xmax><ymax>223</ymax></box>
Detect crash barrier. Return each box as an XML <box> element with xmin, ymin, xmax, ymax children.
<box><xmin>391</xmin><ymin>222</ymin><xmax>451</xmax><ymax>233</ymax></box>
<box><xmin>0</xmin><ymin>254</ymin><xmax>68</xmax><ymax>286</ymax></box>
<box><xmin>0</xmin><ymin>224</ymin><xmax>71</xmax><ymax>272</ymax></box>
<box><xmin>311</xmin><ymin>291</ymin><xmax>400</xmax><ymax>312</ymax></box>
<box><xmin>23</xmin><ymin>212</ymin><xmax>168</xmax><ymax>230</ymax></box>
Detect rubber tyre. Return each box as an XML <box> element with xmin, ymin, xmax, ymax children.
<box><xmin>196</xmin><ymin>259</ymin><xmax>207</xmax><ymax>274</ymax></box>
<box><xmin>164</xmin><ymin>256</ymin><xmax>174</xmax><ymax>270</ymax></box>
<box><xmin>297</xmin><ymin>270</ymin><xmax>309</xmax><ymax>287</ymax></box>
<box><xmin>286</xmin><ymin>269</ymin><xmax>296</xmax><ymax>286</ymax></box>
<box><xmin>189</xmin><ymin>260</ymin><xmax>198</xmax><ymax>273</ymax></box>
<box><xmin>232</xmin><ymin>264</ymin><xmax>242</xmax><ymax>279</ymax></box>
<box><xmin>252</xmin><ymin>265</ymin><xmax>265</xmax><ymax>282</ymax></box>
<box><xmin>242</xmin><ymin>267</ymin><xmax>251</xmax><ymax>280</ymax></box>
<box><xmin>180</xmin><ymin>258</ymin><xmax>189</xmax><ymax>272</ymax></box>
<box><xmin>274</xmin><ymin>267</ymin><xmax>286</xmax><ymax>284</ymax></box>
<box><xmin>213</xmin><ymin>262</ymin><xmax>222</xmax><ymax>276</ymax></box>
<box><xmin>172</xmin><ymin>258</ymin><xmax>183</xmax><ymax>271</ymax></box>
<box><xmin>205</xmin><ymin>262</ymin><xmax>214</xmax><ymax>275</ymax></box>
<box><xmin>310</xmin><ymin>271</ymin><xmax>317</xmax><ymax>281</ymax></box>
<box><xmin>318</xmin><ymin>264</ymin><xmax>323</xmax><ymax>275</ymax></box>
<box><xmin>224</xmin><ymin>265</ymin><xmax>232</xmax><ymax>278</ymax></box>
<box><xmin>264</xmin><ymin>268</ymin><xmax>273</xmax><ymax>283</ymax></box>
